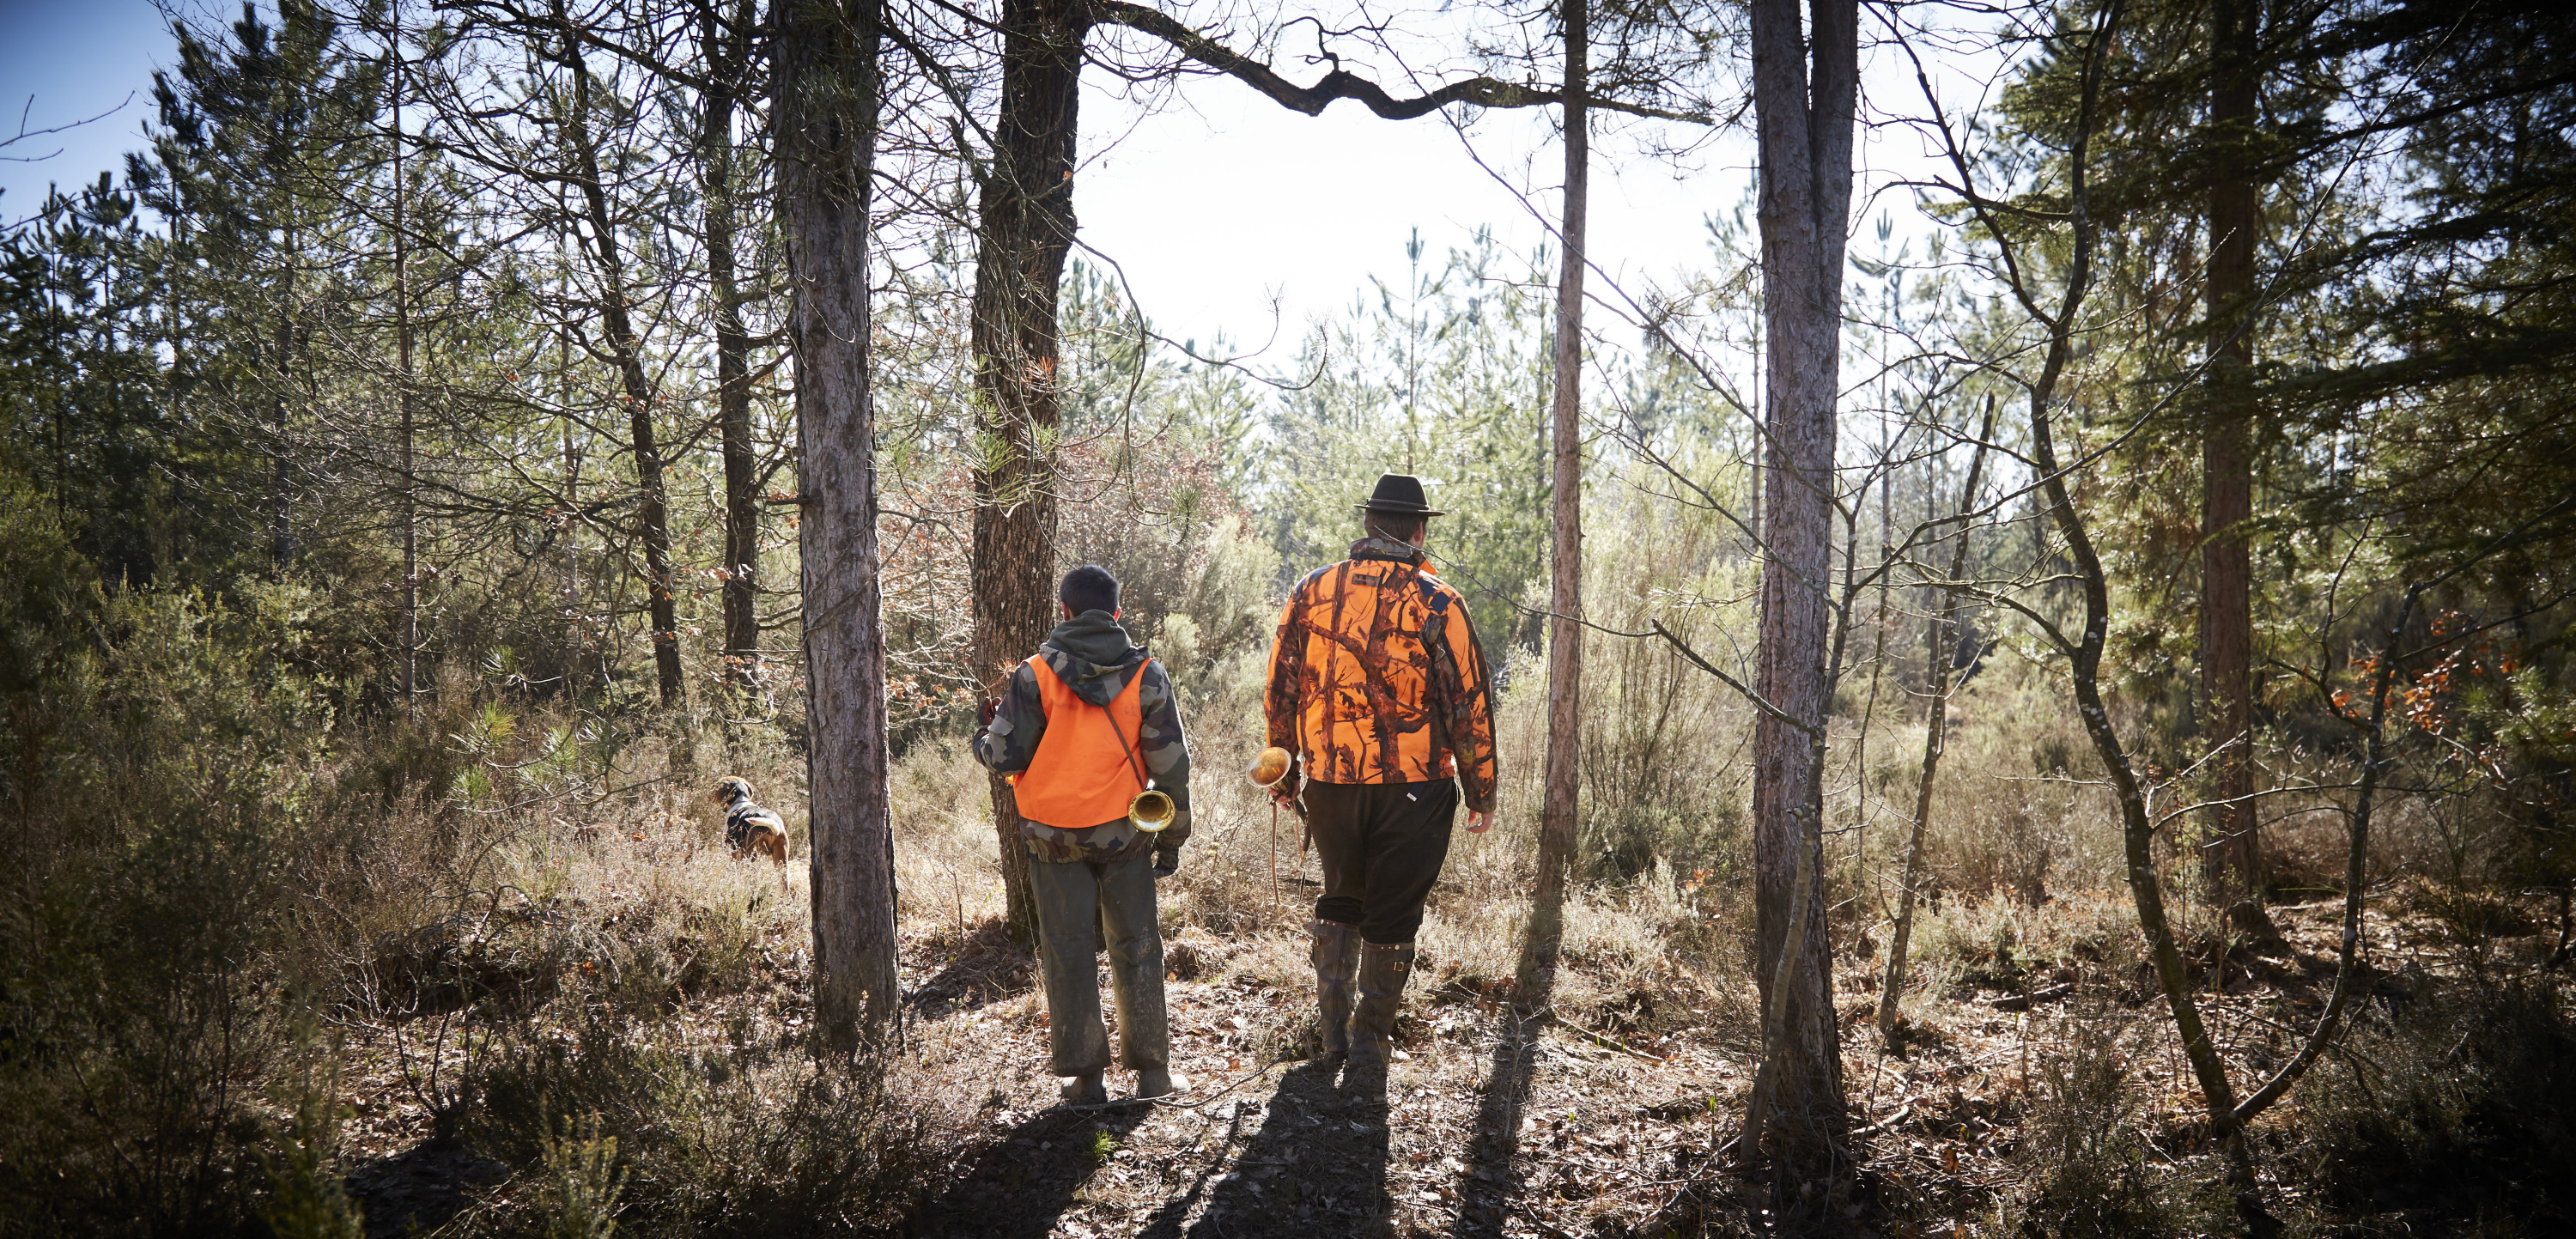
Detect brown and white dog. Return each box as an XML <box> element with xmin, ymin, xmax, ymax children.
<box><xmin>715</xmin><ymin>776</ymin><xmax>789</xmax><ymax>890</ymax></box>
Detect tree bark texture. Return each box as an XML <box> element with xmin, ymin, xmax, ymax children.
<box><xmin>273</xmin><ymin>249</ymin><xmax>295</xmax><ymax>571</ymax></box>
<box><xmin>704</xmin><ymin>9</ymin><xmax>763</xmax><ymax>696</ymax></box>
<box><xmin>1526</xmin><ymin>0</ymin><xmax>1589</xmax><ymax>984</ymax></box>
<box><xmin>778</xmin><ymin>0</ymin><xmax>901</xmax><ymax>1047</ymax></box>
<box><xmin>1745</xmin><ymin>0</ymin><xmax>1857</xmax><ymax>1157</ymax></box>
<box><xmin>562</xmin><ymin>39</ymin><xmax>684</xmax><ymax>705</ymax></box>
<box><xmin>2201</xmin><ymin>0</ymin><xmax>2261</xmax><ymax>900</ymax></box>
<box><xmin>393</xmin><ymin>50</ymin><xmax>418</xmax><ymax>702</ymax></box>
<box><xmin>970</xmin><ymin>0</ymin><xmax>1088</xmax><ymax>944</ymax></box>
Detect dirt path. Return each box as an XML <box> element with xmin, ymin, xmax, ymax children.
<box><xmin>896</xmin><ymin>896</ymin><xmax>2463</xmax><ymax>1238</ymax></box>
<box><xmin>326</xmin><ymin>887</ymin><xmax>2524</xmax><ymax>1236</ymax></box>
<box><xmin>907</xmin><ymin>959</ymin><xmax>1753</xmax><ymax>1239</ymax></box>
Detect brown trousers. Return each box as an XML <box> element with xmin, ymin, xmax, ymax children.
<box><xmin>1305</xmin><ymin>778</ymin><xmax>1457</xmax><ymax>944</ymax></box>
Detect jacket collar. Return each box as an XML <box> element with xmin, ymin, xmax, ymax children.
<box><xmin>1348</xmin><ymin>535</ymin><xmax>1426</xmax><ymax>566</ymax></box>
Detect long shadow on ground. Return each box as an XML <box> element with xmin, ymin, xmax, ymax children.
<box><xmin>912</xmin><ymin>1102</ymin><xmax>1149</xmax><ymax>1237</ymax></box>
<box><xmin>1133</xmin><ymin>1060</ymin><xmax>1394</xmax><ymax>1238</ymax></box>
<box><xmin>348</xmin><ymin>1137</ymin><xmax>507</xmax><ymax>1239</ymax></box>
<box><xmin>1449</xmin><ymin>1007</ymin><xmax>1546</xmax><ymax>1236</ymax></box>
<box><xmin>904</xmin><ymin>918</ymin><xmax>1038</xmax><ymax>1018</ymax></box>
<box><xmin>1449</xmin><ymin>920</ymin><xmax>1561</xmax><ymax>1237</ymax></box>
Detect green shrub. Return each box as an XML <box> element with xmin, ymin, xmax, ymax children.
<box><xmin>2300</xmin><ymin>985</ymin><xmax>2576</xmax><ymax>1229</ymax></box>
<box><xmin>2005</xmin><ymin>1024</ymin><xmax>2224</xmax><ymax>1238</ymax></box>
<box><xmin>465</xmin><ymin>1007</ymin><xmax>950</xmax><ymax>1237</ymax></box>
<box><xmin>534</xmin><ymin>1116</ymin><xmax>624</xmax><ymax>1239</ymax></box>
<box><xmin>0</xmin><ymin>565</ymin><xmax>347</xmax><ymax>1236</ymax></box>
<box><xmin>257</xmin><ymin>1046</ymin><xmax>365</xmax><ymax>1239</ymax></box>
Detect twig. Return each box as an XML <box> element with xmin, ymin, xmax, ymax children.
<box><xmin>1048</xmin><ymin>1054</ymin><xmax>1295</xmax><ymax>1114</ymax></box>
<box><xmin>1510</xmin><ymin>1201</ymin><xmax>1584</xmax><ymax>1239</ymax></box>
<box><xmin>1850</xmin><ymin>1102</ymin><xmax>1914</xmax><ymax>1139</ymax></box>
<box><xmin>1551</xmin><ymin>1014</ymin><xmax>1671</xmax><ymax>1064</ymax></box>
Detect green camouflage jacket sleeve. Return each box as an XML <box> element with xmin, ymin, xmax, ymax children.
<box><xmin>970</xmin><ymin>656</ymin><xmax>1194</xmax><ymax>862</ymax></box>
<box><xmin>971</xmin><ymin>661</ymin><xmax>1047</xmax><ymax>777</ymax></box>
<box><xmin>1134</xmin><ymin>658</ymin><xmax>1193</xmax><ymax>817</ymax></box>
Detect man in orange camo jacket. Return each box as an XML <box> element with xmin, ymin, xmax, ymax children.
<box><xmin>1264</xmin><ymin>473</ymin><xmax>1498</xmax><ymax>1070</ymax></box>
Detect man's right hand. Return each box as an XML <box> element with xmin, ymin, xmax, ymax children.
<box><xmin>1269</xmin><ymin>769</ymin><xmax>1302</xmax><ymax>807</ymax></box>
<box><xmin>1466</xmin><ymin>809</ymin><xmax>1494</xmax><ymax>834</ymax></box>
<box><xmin>977</xmin><ymin>695</ymin><xmax>999</xmax><ymax>728</ymax></box>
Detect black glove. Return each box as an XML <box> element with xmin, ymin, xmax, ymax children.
<box><xmin>977</xmin><ymin>695</ymin><xmax>999</xmax><ymax>727</ymax></box>
<box><xmin>1151</xmin><ymin>847</ymin><xmax>1180</xmax><ymax>878</ymax></box>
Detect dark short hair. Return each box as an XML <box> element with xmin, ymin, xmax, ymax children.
<box><xmin>1060</xmin><ymin>564</ymin><xmax>1120</xmax><ymax>615</ymax></box>
<box><xmin>1364</xmin><ymin>512</ymin><xmax>1427</xmax><ymax>543</ymax></box>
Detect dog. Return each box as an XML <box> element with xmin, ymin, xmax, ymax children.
<box><xmin>715</xmin><ymin>776</ymin><xmax>789</xmax><ymax>890</ymax></box>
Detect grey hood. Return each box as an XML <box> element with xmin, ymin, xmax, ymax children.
<box><xmin>1037</xmin><ymin>610</ymin><xmax>1149</xmax><ymax>706</ymax></box>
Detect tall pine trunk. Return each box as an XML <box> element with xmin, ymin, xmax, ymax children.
<box><xmin>1525</xmin><ymin>0</ymin><xmax>1588</xmax><ymax>987</ymax></box>
<box><xmin>779</xmin><ymin>0</ymin><xmax>901</xmax><ymax>1048</ymax></box>
<box><xmin>2201</xmin><ymin>0</ymin><xmax>2261</xmax><ymax>902</ymax></box>
<box><xmin>704</xmin><ymin>9</ymin><xmax>762</xmax><ymax>697</ymax></box>
<box><xmin>273</xmin><ymin>247</ymin><xmax>295</xmax><ymax>571</ymax></box>
<box><xmin>562</xmin><ymin>38</ymin><xmax>684</xmax><ymax>705</ymax></box>
<box><xmin>970</xmin><ymin>0</ymin><xmax>1089</xmax><ymax>944</ymax></box>
<box><xmin>559</xmin><ymin>313</ymin><xmax>584</xmax><ymax>699</ymax></box>
<box><xmin>1745</xmin><ymin>0</ymin><xmax>1857</xmax><ymax>1162</ymax></box>
<box><xmin>392</xmin><ymin>49</ymin><xmax>417</xmax><ymax>702</ymax></box>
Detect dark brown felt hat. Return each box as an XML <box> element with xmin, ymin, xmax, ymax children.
<box><xmin>1353</xmin><ymin>473</ymin><xmax>1445</xmax><ymax>516</ymax></box>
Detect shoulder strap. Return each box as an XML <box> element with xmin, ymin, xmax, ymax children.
<box><xmin>1106</xmin><ymin>658</ymin><xmax>1156</xmax><ymax>791</ymax></box>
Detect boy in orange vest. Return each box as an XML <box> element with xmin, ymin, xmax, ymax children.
<box><xmin>973</xmin><ymin>565</ymin><xmax>1193</xmax><ymax>1104</ymax></box>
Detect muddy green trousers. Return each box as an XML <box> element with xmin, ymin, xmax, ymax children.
<box><xmin>1029</xmin><ymin>854</ymin><xmax>1170</xmax><ymax>1077</ymax></box>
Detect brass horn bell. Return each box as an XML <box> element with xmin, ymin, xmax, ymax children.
<box><xmin>1249</xmin><ymin>746</ymin><xmax>1292</xmax><ymax>787</ymax></box>
<box><xmin>1129</xmin><ymin>787</ymin><xmax>1178</xmax><ymax>833</ymax></box>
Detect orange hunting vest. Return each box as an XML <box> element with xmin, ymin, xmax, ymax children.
<box><xmin>1010</xmin><ymin>656</ymin><xmax>1151</xmax><ymax>829</ymax></box>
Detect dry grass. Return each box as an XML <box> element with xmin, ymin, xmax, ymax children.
<box><xmin>11</xmin><ymin>550</ymin><xmax>2573</xmax><ymax>1239</ymax></box>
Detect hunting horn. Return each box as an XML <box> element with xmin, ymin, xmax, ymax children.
<box><xmin>1130</xmin><ymin>787</ymin><xmax>1177</xmax><ymax>833</ymax></box>
<box><xmin>1249</xmin><ymin>746</ymin><xmax>1292</xmax><ymax>787</ymax></box>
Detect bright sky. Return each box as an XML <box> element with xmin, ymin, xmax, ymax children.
<box><xmin>1</xmin><ymin>0</ymin><xmax>1980</xmax><ymax>359</ymax></box>
<box><xmin>0</xmin><ymin>0</ymin><xmax>174</xmax><ymax>221</ymax></box>
<box><xmin>1063</xmin><ymin>7</ymin><xmax>1990</xmax><ymax>360</ymax></box>
<box><xmin>1072</xmin><ymin>47</ymin><xmax>1751</xmax><ymax>361</ymax></box>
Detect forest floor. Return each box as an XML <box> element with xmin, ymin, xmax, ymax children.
<box><xmin>885</xmin><ymin>894</ymin><xmax>2394</xmax><ymax>1239</ymax></box>
<box><xmin>321</xmin><ymin>833</ymin><xmax>2566</xmax><ymax>1238</ymax></box>
<box><xmin>900</xmin><ymin>915</ymin><xmax>1744</xmax><ymax>1239</ymax></box>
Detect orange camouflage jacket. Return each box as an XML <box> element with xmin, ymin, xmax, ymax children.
<box><xmin>1264</xmin><ymin>535</ymin><xmax>1499</xmax><ymax>811</ymax></box>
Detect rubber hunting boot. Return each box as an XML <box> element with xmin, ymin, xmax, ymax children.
<box><xmin>1309</xmin><ymin>919</ymin><xmax>1361</xmax><ymax>1060</ymax></box>
<box><xmin>1348</xmin><ymin>940</ymin><xmax>1416</xmax><ymax>1067</ymax></box>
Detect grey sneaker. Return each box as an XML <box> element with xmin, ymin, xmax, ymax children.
<box><xmin>1133</xmin><ymin>1067</ymin><xmax>1186</xmax><ymax>1099</ymax></box>
<box><xmin>1060</xmin><ymin>1072</ymin><xmax>1107</xmax><ymax>1106</ymax></box>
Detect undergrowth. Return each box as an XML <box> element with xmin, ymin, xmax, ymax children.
<box><xmin>2295</xmin><ymin>985</ymin><xmax>2576</xmax><ymax>1231</ymax></box>
<box><xmin>5</xmin><ymin>506</ymin><xmax>2573</xmax><ymax>1238</ymax></box>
